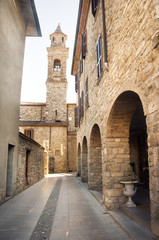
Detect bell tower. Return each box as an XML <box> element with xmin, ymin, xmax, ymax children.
<box><xmin>46</xmin><ymin>24</ymin><xmax>69</xmax><ymax>122</ymax></box>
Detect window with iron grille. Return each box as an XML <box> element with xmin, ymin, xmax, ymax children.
<box><xmin>85</xmin><ymin>77</ymin><xmax>89</xmax><ymax>107</ymax></box>
<box><xmin>96</xmin><ymin>35</ymin><xmax>103</xmax><ymax>80</ymax></box>
<box><xmin>82</xmin><ymin>29</ymin><xmax>87</xmax><ymax>59</ymax></box>
<box><xmin>92</xmin><ymin>0</ymin><xmax>100</xmax><ymax>17</ymax></box>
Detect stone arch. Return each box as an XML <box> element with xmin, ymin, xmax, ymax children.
<box><xmin>89</xmin><ymin>124</ymin><xmax>102</xmax><ymax>191</ymax></box>
<box><xmin>104</xmin><ymin>91</ymin><xmax>149</xmax><ymax>209</ymax></box>
<box><xmin>81</xmin><ymin>136</ymin><xmax>88</xmax><ymax>182</ymax></box>
<box><xmin>77</xmin><ymin>143</ymin><xmax>81</xmax><ymax>176</ymax></box>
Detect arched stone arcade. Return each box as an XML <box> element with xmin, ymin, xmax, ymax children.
<box><xmin>103</xmin><ymin>91</ymin><xmax>149</xmax><ymax>209</ymax></box>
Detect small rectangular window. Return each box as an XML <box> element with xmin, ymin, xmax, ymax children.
<box><xmin>96</xmin><ymin>35</ymin><xmax>103</xmax><ymax>80</ymax></box>
<box><xmin>82</xmin><ymin>29</ymin><xmax>87</xmax><ymax>59</ymax></box>
<box><xmin>24</xmin><ymin>129</ymin><xmax>33</xmax><ymax>139</ymax></box>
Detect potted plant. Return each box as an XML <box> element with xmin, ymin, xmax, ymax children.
<box><xmin>120</xmin><ymin>163</ymin><xmax>138</xmax><ymax>207</ymax></box>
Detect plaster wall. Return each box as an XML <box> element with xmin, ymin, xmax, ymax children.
<box><xmin>0</xmin><ymin>0</ymin><xmax>26</xmax><ymax>203</ymax></box>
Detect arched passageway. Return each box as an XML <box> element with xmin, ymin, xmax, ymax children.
<box><xmin>89</xmin><ymin>124</ymin><xmax>102</xmax><ymax>191</ymax></box>
<box><xmin>129</xmin><ymin>103</ymin><xmax>149</xmax><ymax>192</ymax></box>
<box><xmin>81</xmin><ymin>136</ymin><xmax>88</xmax><ymax>182</ymax></box>
<box><xmin>104</xmin><ymin>91</ymin><xmax>149</xmax><ymax>209</ymax></box>
<box><xmin>77</xmin><ymin>143</ymin><xmax>81</xmax><ymax>176</ymax></box>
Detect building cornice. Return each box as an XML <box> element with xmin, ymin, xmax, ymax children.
<box><xmin>20</xmin><ymin>102</ymin><xmax>46</xmax><ymax>106</ymax></box>
<box><xmin>19</xmin><ymin>120</ymin><xmax>68</xmax><ymax>127</ymax></box>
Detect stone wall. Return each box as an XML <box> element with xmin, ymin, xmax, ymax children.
<box><xmin>19</xmin><ymin>125</ymin><xmax>68</xmax><ymax>173</ymax></box>
<box><xmin>16</xmin><ymin>132</ymin><xmax>44</xmax><ymax>194</ymax></box>
<box><xmin>67</xmin><ymin>104</ymin><xmax>76</xmax><ymax>131</ymax></box>
<box><xmin>46</xmin><ymin>82</ymin><xmax>67</xmax><ymax>122</ymax></box>
<box><xmin>73</xmin><ymin>0</ymin><xmax>159</xmax><ymax>236</ymax></box>
<box><xmin>67</xmin><ymin>104</ymin><xmax>77</xmax><ymax>172</ymax></box>
<box><xmin>67</xmin><ymin>132</ymin><xmax>77</xmax><ymax>172</ymax></box>
<box><xmin>20</xmin><ymin>103</ymin><xmax>46</xmax><ymax>121</ymax></box>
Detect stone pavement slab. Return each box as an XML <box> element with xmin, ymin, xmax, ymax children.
<box><xmin>0</xmin><ymin>173</ymin><xmax>156</xmax><ymax>240</ymax></box>
<box><xmin>0</xmin><ymin>177</ymin><xmax>57</xmax><ymax>240</ymax></box>
<box><xmin>49</xmin><ymin>174</ymin><xmax>130</xmax><ymax>240</ymax></box>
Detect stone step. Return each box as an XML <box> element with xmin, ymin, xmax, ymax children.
<box><xmin>120</xmin><ymin>204</ymin><xmax>151</xmax><ymax>231</ymax></box>
<box><xmin>86</xmin><ymin>187</ymin><xmax>156</xmax><ymax>239</ymax></box>
<box><xmin>109</xmin><ymin>209</ymin><xmax>155</xmax><ymax>240</ymax></box>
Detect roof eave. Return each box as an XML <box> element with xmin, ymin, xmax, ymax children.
<box><xmin>71</xmin><ymin>0</ymin><xmax>90</xmax><ymax>76</ymax></box>
<box><xmin>19</xmin><ymin>0</ymin><xmax>42</xmax><ymax>37</ymax></box>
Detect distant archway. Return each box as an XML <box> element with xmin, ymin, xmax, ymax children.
<box><xmin>77</xmin><ymin>143</ymin><xmax>81</xmax><ymax>176</ymax></box>
<box><xmin>81</xmin><ymin>136</ymin><xmax>88</xmax><ymax>182</ymax></box>
<box><xmin>89</xmin><ymin>124</ymin><xmax>102</xmax><ymax>191</ymax></box>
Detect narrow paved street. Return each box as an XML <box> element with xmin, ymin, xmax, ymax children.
<box><xmin>0</xmin><ymin>173</ymin><xmax>154</xmax><ymax>240</ymax></box>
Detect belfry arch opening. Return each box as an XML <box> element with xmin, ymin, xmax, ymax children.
<box><xmin>54</xmin><ymin>59</ymin><xmax>61</xmax><ymax>71</ymax></box>
<box><xmin>89</xmin><ymin>124</ymin><xmax>102</xmax><ymax>191</ymax></box>
<box><xmin>81</xmin><ymin>136</ymin><xmax>88</xmax><ymax>182</ymax></box>
<box><xmin>105</xmin><ymin>91</ymin><xmax>149</xmax><ymax>209</ymax></box>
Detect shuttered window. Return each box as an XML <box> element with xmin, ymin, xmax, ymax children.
<box><xmin>75</xmin><ymin>71</ymin><xmax>80</xmax><ymax>92</ymax></box>
<box><xmin>82</xmin><ymin>29</ymin><xmax>87</xmax><ymax>59</ymax></box>
<box><xmin>85</xmin><ymin>77</ymin><xmax>89</xmax><ymax>107</ymax></box>
<box><xmin>96</xmin><ymin>35</ymin><xmax>103</xmax><ymax>80</ymax></box>
<box><xmin>24</xmin><ymin>129</ymin><xmax>34</xmax><ymax>139</ymax></box>
<box><xmin>92</xmin><ymin>0</ymin><xmax>99</xmax><ymax>17</ymax></box>
<box><xmin>75</xmin><ymin>107</ymin><xmax>79</xmax><ymax>127</ymax></box>
<box><xmin>81</xmin><ymin>91</ymin><xmax>84</xmax><ymax>117</ymax></box>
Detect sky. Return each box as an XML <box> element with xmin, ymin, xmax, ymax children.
<box><xmin>20</xmin><ymin>0</ymin><xmax>79</xmax><ymax>103</ymax></box>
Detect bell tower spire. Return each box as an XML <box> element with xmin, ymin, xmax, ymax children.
<box><xmin>46</xmin><ymin>24</ymin><xmax>69</xmax><ymax>122</ymax></box>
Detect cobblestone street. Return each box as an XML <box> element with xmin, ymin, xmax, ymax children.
<box><xmin>0</xmin><ymin>173</ymin><xmax>154</xmax><ymax>240</ymax></box>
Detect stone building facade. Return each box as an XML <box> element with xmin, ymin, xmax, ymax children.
<box><xmin>0</xmin><ymin>0</ymin><xmax>41</xmax><ymax>204</ymax></box>
<box><xmin>20</xmin><ymin>25</ymin><xmax>77</xmax><ymax>174</ymax></box>
<box><xmin>72</xmin><ymin>0</ymin><xmax>159</xmax><ymax>237</ymax></box>
<box><xmin>16</xmin><ymin>132</ymin><xmax>44</xmax><ymax>195</ymax></box>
